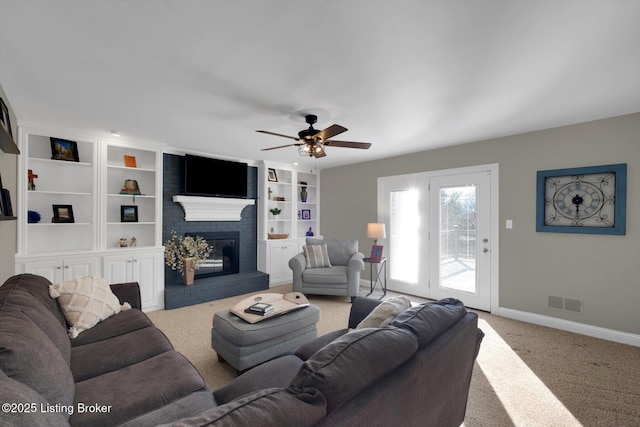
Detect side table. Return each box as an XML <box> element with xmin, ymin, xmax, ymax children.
<box><xmin>364</xmin><ymin>257</ymin><xmax>387</xmax><ymax>299</ymax></box>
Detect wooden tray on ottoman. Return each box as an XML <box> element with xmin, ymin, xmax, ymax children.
<box><xmin>231</xmin><ymin>292</ymin><xmax>310</xmax><ymax>324</ymax></box>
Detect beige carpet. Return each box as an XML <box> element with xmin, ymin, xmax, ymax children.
<box><xmin>148</xmin><ymin>285</ymin><xmax>640</xmax><ymax>427</ymax></box>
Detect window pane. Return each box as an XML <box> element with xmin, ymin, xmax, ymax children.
<box><xmin>390</xmin><ymin>189</ymin><xmax>419</xmax><ymax>283</ymax></box>
<box><xmin>439</xmin><ymin>185</ymin><xmax>476</xmax><ymax>293</ymax></box>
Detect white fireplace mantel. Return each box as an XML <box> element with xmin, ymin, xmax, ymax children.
<box><xmin>173</xmin><ymin>195</ymin><xmax>255</xmax><ymax>221</ymax></box>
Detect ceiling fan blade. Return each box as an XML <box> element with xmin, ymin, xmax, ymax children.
<box><xmin>260</xmin><ymin>143</ymin><xmax>302</xmax><ymax>151</ymax></box>
<box><xmin>324</xmin><ymin>140</ymin><xmax>372</xmax><ymax>149</ymax></box>
<box><xmin>313</xmin><ymin>124</ymin><xmax>347</xmax><ymax>141</ymax></box>
<box><xmin>256</xmin><ymin>130</ymin><xmax>299</xmax><ymax>141</ymax></box>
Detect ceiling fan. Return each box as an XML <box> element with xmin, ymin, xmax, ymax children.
<box><xmin>256</xmin><ymin>114</ymin><xmax>372</xmax><ymax>158</ymax></box>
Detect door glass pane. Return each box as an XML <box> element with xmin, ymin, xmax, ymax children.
<box><xmin>440</xmin><ymin>185</ymin><xmax>476</xmax><ymax>293</ymax></box>
<box><xmin>390</xmin><ymin>189</ymin><xmax>419</xmax><ymax>283</ymax></box>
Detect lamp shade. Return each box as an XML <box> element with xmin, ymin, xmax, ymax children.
<box><xmin>367</xmin><ymin>223</ymin><xmax>386</xmax><ymax>240</ymax></box>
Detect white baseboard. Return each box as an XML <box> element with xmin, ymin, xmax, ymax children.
<box><xmin>495</xmin><ymin>307</ymin><xmax>640</xmax><ymax>347</ymax></box>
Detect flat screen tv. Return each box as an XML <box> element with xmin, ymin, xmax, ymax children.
<box><xmin>184</xmin><ymin>154</ymin><xmax>248</xmax><ymax>198</ymax></box>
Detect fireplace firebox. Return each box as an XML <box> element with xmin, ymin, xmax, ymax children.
<box><xmin>189</xmin><ymin>231</ymin><xmax>240</xmax><ymax>279</ymax></box>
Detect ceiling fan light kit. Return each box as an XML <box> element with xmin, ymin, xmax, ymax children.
<box><xmin>257</xmin><ymin>114</ymin><xmax>372</xmax><ymax>159</ymax></box>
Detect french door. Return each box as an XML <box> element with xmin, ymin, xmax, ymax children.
<box><xmin>378</xmin><ymin>165</ymin><xmax>497</xmax><ymax>311</ymax></box>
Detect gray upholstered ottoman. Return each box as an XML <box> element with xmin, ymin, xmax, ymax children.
<box><xmin>211</xmin><ymin>304</ymin><xmax>320</xmax><ymax>372</ymax></box>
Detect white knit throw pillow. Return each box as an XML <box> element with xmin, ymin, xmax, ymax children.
<box><xmin>49</xmin><ymin>275</ymin><xmax>130</xmax><ymax>338</ymax></box>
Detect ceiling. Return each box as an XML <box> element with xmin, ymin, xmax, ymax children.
<box><xmin>1</xmin><ymin>0</ymin><xmax>639</xmax><ymax>170</ymax></box>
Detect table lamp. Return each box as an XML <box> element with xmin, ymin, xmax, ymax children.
<box><xmin>366</xmin><ymin>223</ymin><xmax>386</xmax><ymax>261</ymax></box>
<box><xmin>366</xmin><ymin>223</ymin><xmax>386</xmax><ymax>244</ymax></box>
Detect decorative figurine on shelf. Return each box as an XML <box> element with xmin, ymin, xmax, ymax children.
<box><xmin>300</xmin><ymin>186</ymin><xmax>308</xmax><ymax>203</ymax></box>
<box><xmin>306</xmin><ymin>227</ymin><xmax>314</xmax><ymax>236</ymax></box>
<box><xmin>28</xmin><ymin>169</ymin><xmax>38</xmax><ymax>191</ymax></box>
<box><xmin>27</xmin><ymin>210</ymin><xmax>41</xmax><ymax>223</ymax></box>
<box><xmin>268</xmin><ymin>187</ymin><xmax>273</xmax><ymax>200</ymax></box>
<box><xmin>118</xmin><ymin>238</ymin><xmax>128</xmax><ymax>247</ymax></box>
<box><xmin>120</xmin><ymin>179</ymin><xmax>141</xmax><ymax>195</ymax></box>
<box><xmin>129</xmin><ymin>236</ymin><xmax>137</xmax><ymax>247</ymax></box>
<box><xmin>269</xmin><ymin>207</ymin><xmax>282</xmax><ymax>216</ymax></box>
<box><xmin>298</xmin><ymin>210</ymin><xmax>301</xmax><ymax>220</ymax></box>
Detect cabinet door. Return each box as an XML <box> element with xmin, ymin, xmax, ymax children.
<box><xmin>269</xmin><ymin>242</ymin><xmax>299</xmax><ymax>284</ymax></box>
<box><xmin>24</xmin><ymin>260</ymin><xmax>64</xmax><ymax>283</ymax></box>
<box><xmin>102</xmin><ymin>254</ymin><xmax>134</xmax><ymax>284</ymax></box>
<box><xmin>63</xmin><ymin>257</ymin><xmax>99</xmax><ymax>280</ymax></box>
<box><xmin>131</xmin><ymin>252</ymin><xmax>161</xmax><ymax>311</ymax></box>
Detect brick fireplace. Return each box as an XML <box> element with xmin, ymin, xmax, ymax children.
<box><xmin>162</xmin><ymin>154</ymin><xmax>268</xmax><ymax>309</ymax></box>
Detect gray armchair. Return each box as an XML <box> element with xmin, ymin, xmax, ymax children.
<box><xmin>289</xmin><ymin>238</ymin><xmax>365</xmax><ymax>302</ymax></box>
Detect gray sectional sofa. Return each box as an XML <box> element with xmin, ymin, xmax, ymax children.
<box><xmin>1</xmin><ymin>273</ymin><xmax>483</xmax><ymax>426</ymax></box>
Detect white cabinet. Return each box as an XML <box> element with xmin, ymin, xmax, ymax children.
<box><xmin>15</xmin><ymin>126</ymin><xmax>165</xmax><ymax>311</ymax></box>
<box><xmin>21</xmin><ymin>256</ymin><xmax>99</xmax><ymax>284</ymax></box>
<box><xmin>102</xmin><ymin>249</ymin><xmax>163</xmax><ymax>311</ymax></box>
<box><xmin>256</xmin><ymin>162</ymin><xmax>319</xmax><ymax>284</ymax></box>
<box><xmin>258</xmin><ymin>240</ymin><xmax>300</xmax><ymax>285</ymax></box>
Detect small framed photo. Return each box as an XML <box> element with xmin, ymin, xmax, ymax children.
<box><xmin>267</xmin><ymin>168</ymin><xmax>278</xmax><ymax>182</ymax></box>
<box><xmin>369</xmin><ymin>245</ymin><xmax>384</xmax><ymax>262</ymax></box>
<box><xmin>301</xmin><ymin>209</ymin><xmax>311</xmax><ymax>220</ymax></box>
<box><xmin>52</xmin><ymin>204</ymin><xmax>74</xmax><ymax>223</ymax></box>
<box><xmin>120</xmin><ymin>205</ymin><xmax>139</xmax><ymax>222</ymax></box>
<box><xmin>50</xmin><ymin>137</ymin><xmax>79</xmax><ymax>162</ymax></box>
<box><xmin>0</xmin><ymin>97</ymin><xmax>11</xmax><ymax>138</ymax></box>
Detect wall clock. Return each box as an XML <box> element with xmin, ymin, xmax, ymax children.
<box><xmin>536</xmin><ymin>163</ymin><xmax>627</xmax><ymax>235</ymax></box>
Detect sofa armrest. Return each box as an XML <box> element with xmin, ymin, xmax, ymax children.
<box><xmin>347</xmin><ymin>251</ymin><xmax>365</xmax><ymax>272</ymax></box>
<box><xmin>213</xmin><ymin>355</ymin><xmax>304</xmax><ymax>405</ymax></box>
<box><xmin>347</xmin><ymin>296</ymin><xmax>383</xmax><ymax>329</ymax></box>
<box><xmin>110</xmin><ymin>282</ymin><xmax>142</xmax><ymax>310</ymax></box>
<box><xmin>295</xmin><ymin>328</ymin><xmax>349</xmax><ymax>361</ymax></box>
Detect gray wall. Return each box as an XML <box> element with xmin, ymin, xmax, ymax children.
<box><xmin>320</xmin><ymin>113</ymin><xmax>640</xmax><ymax>335</ymax></box>
<box><xmin>0</xmin><ymin>82</ymin><xmax>17</xmax><ymax>284</ymax></box>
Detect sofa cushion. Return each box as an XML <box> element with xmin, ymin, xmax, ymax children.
<box><xmin>0</xmin><ymin>274</ymin><xmax>68</xmax><ymax>326</ymax></box>
<box><xmin>49</xmin><ymin>275</ymin><xmax>131</xmax><ymax>338</ymax></box>
<box><xmin>291</xmin><ymin>326</ymin><xmax>418</xmax><ymax>412</ymax></box>
<box><xmin>302</xmin><ymin>266</ymin><xmax>348</xmax><ymax>284</ymax></box>
<box><xmin>303</xmin><ymin>244</ymin><xmax>332</xmax><ymax>268</ymax></box>
<box><xmin>0</xmin><ymin>289</ymin><xmax>71</xmax><ymax>363</ymax></box>
<box><xmin>356</xmin><ymin>295</ymin><xmax>412</xmax><ymax>329</ymax></box>
<box><xmin>0</xmin><ymin>369</ymin><xmax>69</xmax><ymax>427</ymax></box>
<box><xmin>306</xmin><ymin>238</ymin><xmax>358</xmax><ymax>266</ymax></box>
<box><xmin>161</xmin><ymin>388</ymin><xmax>326</xmax><ymax>427</ymax></box>
<box><xmin>71</xmin><ymin>326</ymin><xmax>174</xmax><ymax>382</ymax></box>
<box><xmin>72</xmin><ymin>350</ymin><xmax>209</xmax><ymax>427</ymax></box>
<box><xmin>0</xmin><ymin>312</ymin><xmax>75</xmax><ymax>416</ymax></box>
<box><xmin>118</xmin><ymin>391</ymin><xmax>216</xmax><ymax>427</ymax></box>
<box><xmin>70</xmin><ymin>308</ymin><xmax>154</xmax><ymax>346</ymax></box>
<box><xmin>390</xmin><ymin>298</ymin><xmax>468</xmax><ymax>348</ymax></box>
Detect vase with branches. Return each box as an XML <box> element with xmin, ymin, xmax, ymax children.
<box><xmin>164</xmin><ymin>231</ymin><xmax>212</xmax><ymax>285</ymax></box>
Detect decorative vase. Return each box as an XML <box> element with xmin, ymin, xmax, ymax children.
<box><xmin>183</xmin><ymin>257</ymin><xmax>196</xmax><ymax>286</ymax></box>
<box><xmin>300</xmin><ymin>187</ymin><xmax>308</xmax><ymax>203</ymax></box>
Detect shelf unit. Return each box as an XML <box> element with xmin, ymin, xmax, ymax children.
<box><xmin>257</xmin><ymin>161</ymin><xmax>320</xmax><ymax>285</ymax></box>
<box><xmin>102</xmin><ymin>140</ymin><xmax>161</xmax><ymax>250</ymax></box>
<box><xmin>20</xmin><ymin>132</ymin><xmax>97</xmax><ymax>254</ymax></box>
<box><xmin>0</xmin><ymin>121</ymin><xmax>19</xmax><ymax>221</ymax></box>
<box><xmin>15</xmin><ymin>126</ymin><xmax>165</xmax><ymax>311</ymax></box>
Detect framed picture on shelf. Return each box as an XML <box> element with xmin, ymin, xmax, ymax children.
<box><xmin>120</xmin><ymin>205</ymin><xmax>139</xmax><ymax>222</ymax></box>
<box><xmin>369</xmin><ymin>245</ymin><xmax>384</xmax><ymax>262</ymax></box>
<box><xmin>52</xmin><ymin>204</ymin><xmax>74</xmax><ymax>223</ymax></box>
<box><xmin>267</xmin><ymin>168</ymin><xmax>278</xmax><ymax>182</ymax></box>
<box><xmin>50</xmin><ymin>137</ymin><xmax>79</xmax><ymax>162</ymax></box>
<box><xmin>124</xmin><ymin>155</ymin><xmax>137</xmax><ymax>168</ymax></box>
<box><xmin>0</xmin><ymin>97</ymin><xmax>11</xmax><ymax>137</ymax></box>
<box><xmin>301</xmin><ymin>209</ymin><xmax>311</xmax><ymax>220</ymax></box>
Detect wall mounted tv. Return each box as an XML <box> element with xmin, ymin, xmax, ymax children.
<box><xmin>184</xmin><ymin>154</ymin><xmax>248</xmax><ymax>198</ymax></box>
